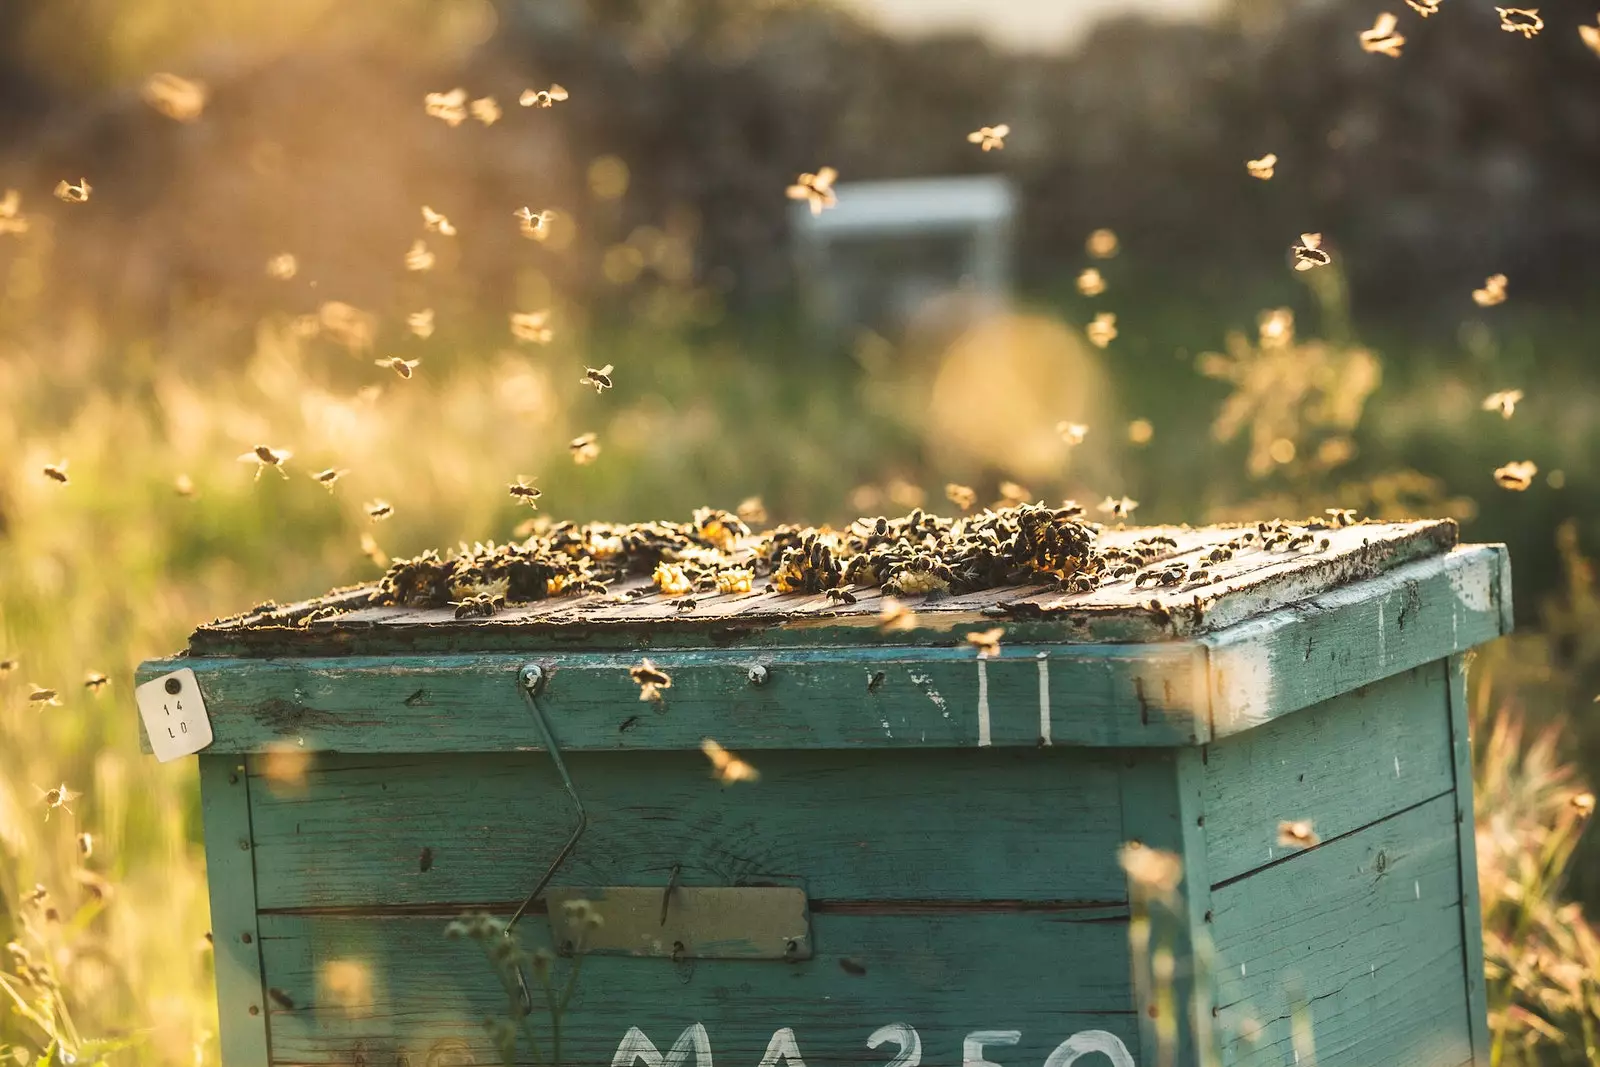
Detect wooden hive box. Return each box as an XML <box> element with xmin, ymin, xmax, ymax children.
<box><xmin>136</xmin><ymin>519</ymin><xmax>1508</xmax><ymax>1067</ymax></box>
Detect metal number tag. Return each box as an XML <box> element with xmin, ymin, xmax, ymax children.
<box><xmin>135</xmin><ymin>668</ymin><xmax>214</xmax><ymax>762</ymax></box>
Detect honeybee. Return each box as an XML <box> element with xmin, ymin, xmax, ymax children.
<box><xmin>424</xmin><ymin>88</ymin><xmax>468</xmax><ymax>126</ymax></box>
<box><xmin>365</xmin><ymin>499</ymin><xmax>394</xmax><ymax>521</ymax></box>
<box><xmin>469</xmin><ymin>96</ymin><xmax>501</xmax><ymax>125</ymax></box>
<box><xmin>1496</xmin><ymin>7</ymin><xmax>1542</xmax><ymax>36</ymax></box>
<box><xmin>1246</xmin><ymin>153</ymin><xmax>1277</xmax><ymax>180</ymax></box>
<box><xmin>452</xmin><ymin>593</ymin><xmax>499</xmax><ymax>619</ymax></box>
<box><xmin>1406</xmin><ymin>0</ymin><xmax>1442</xmax><ymax>15</ymax></box>
<box><xmin>581</xmin><ymin>364</ymin><xmax>615</xmax><ymax>394</ymax></box>
<box><xmin>1493</xmin><ymin>460</ymin><xmax>1537</xmax><ymax>491</ymax></box>
<box><xmin>421</xmin><ymin>206</ymin><xmax>456</xmax><ymax>236</ymax></box>
<box><xmin>1574</xmin><ymin>793</ymin><xmax>1597</xmax><ymax>816</ymax></box>
<box><xmin>142</xmin><ymin>72</ymin><xmax>208</xmax><ymax>122</ymax></box>
<box><xmin>879</xmin><ymin>598</ymin><xmax>919</xmax><ymax>632</ymax></box>
<box><xmin>997</xmin><ymin>481</ymin><xmax>1032</xmax><ymax>505</ymax></box>
<box><xmin>1276</xmin><ymin>820</ymin><xmax>1320</xmax><ymax>849</ymax></box>
<box><xmin>510</xmin><ymin>310</ymin><xmax>553</xmax><ymax>344</ymax></box>
<box><xmin>966</xmin><ymin>627</ymin><xmax>1004</xmax><ymax>659</ymax></box>
<box><xmin>825</xmin><ymin>586</ymin><xmax>858</xmax><ymax>605</ymax></box>
<box><xmin>0</xmin><ymin>658</ymin><xmax>16</xmax><ymax>673</ymax></box>
<box><xmin>39</xmin><ymin>782</ymin><xmax>79</xmax><ymax>820</ymax></box>
<box><xmin>1472</xmin><ymin>274</ymin><xmax>1508</xmax><ymax>307</ymax></box>
<box><xmin>42</xmin><ymin>460</ymin><xmax>68</xmax><ymax>485</ymax></box>
<box><xmin>1291</xmin><ymin>232</ymin><xmax>1332</xmax><ymax>270</ymax></box>
<box><xmin>515</xmin><ymin>207</ymin><xmax>555</xmax><ymax>241</ymax></box>
<box><xmin>519</xmin><ymin>84</ymin><xmax>569</xmax><ymax>108</ymax></box>
<box><xmin>1056</xmin><ymin>421</ymin><xmax>1089</xmax><ymax>446</ymax></box>
<box><xmin>945</xmin><ymin>483</ymin><xmax>977</xmax><ymax>511</ymax></box>
<box><xmin>966</xmin><ymin>124</ymin><xmax>1010</xmax><ymax>152</ymax></box>
<box><xmin>311</xmin><ymin>467</ymin><xmax>349</xmax><ymax>492</ymax></box>
<box><xmin>0</xmin><ymin>188</ymin><xmax>28</xmax><ymax>235</ymax></box>
<box><xmin>569</xmin><ymin>433</ymin><xmax>601</xmax><ymax>465</ymax></box>
<box><xmin>84</xmin><ymin>672</ymin><xmax>108</xmax><ymax>692</ymax></box>
<box><xmin>630</xmin><ymin>659</ymin><xmax>673</xmax><ymax>702</ymax></box>
<box><xmin>1325</xmin><ymin>507</ymin><xmax>1357</xmax><ymax>527</ymax></box>
<box><xmin>1076</xmin><ymin>269</ymin><xmax>1106</xmax><ymax>297</ymax></box>
<box><xmin>54</xmin><ymin>178</ymin><xmax>91</xmax><ymax>204</ymax></box>
<box><xmin>29</xmin><ymin>685</ymin><xmax>61</xmax><ymax>707</ymax></box>
<box><xmin>786</xmin><ymin>167</ymin><xmax>838</xmax><ymax>216</ymax></box>
<box><xmin>77</xmin><ymin>832</ymin><xmax>93</xmax><ymax>857</ymax></box>
<box><xmin>1086</xmin><ymin>312</ymin><xmax>1118</xmax><ymax>348</ymax></box>
<box><xmin>375</xmin><ymin>356</ymin><xmax>421</xmax><ymax>379</ymax></box>
<box><xmin>408</xmin><ymin>309</ymin><xmax>435</xmax><ymax>339</ymax></box>
<box><xmin>701</xmin><ymin>738</ymin><xmax>760</xmax><ymax>784</ymax></box>
<box><xmin>737</xmin><ymin>496</ymin><xmax>768</xmax><ymax>527</ymax></box>
<box><xmin>508</xmin><ymin>478</ymin><xmax>542</xmax><ymax>508</ymax></box>
<box><xmin>1358</xmin><ymin>13</ymin><xmax>1405</xmax><ymax>56</ymax></box>
<box><xmin>239</xmin><ymin>445</ymin><xmax>291</xmax><ymax>481</ymax></box>
<box><xmin>670</xmin><ymin>596</ymin><xmax>698</xmax><ymax>612</ymax></box>
<box><xmin>1098</xmin><ymin>495</ymin><xmax>1139</xmax><ymax>520</ymax></box>
<box><xmin>404</xmin><ymin>239</ymin><xmax>435</xmax><ymax>272</ymax></box>
<box><xmin>265</xmin><ymin>253</ymin><xmax>298</xmax><ymax>280</ymax></box>
<box><xmin>360</xmin><ymin>532</ymin><xmax>388</xmax><ymax>567</ymax></box>
<box><xmin>1583</xmin><ymin>15</ymin><xmax>1600</xmax><ymax>55</ymax></box>
<box><xmin>1482</xmin><ymin>389</ymin><xmax>1522</xmax><ymax>419</ymax></box>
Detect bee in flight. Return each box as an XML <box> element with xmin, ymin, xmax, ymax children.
<box><xmin>945</xmin><ymin>484</ymin><xmax>977</xmax><ymax>511</ymax></box>
<box><xmin>424</xmin><ymin>88</ymin><xmax>468</xmax><ymax>126</ymax></box>
<box><xmin>1406</xmin><ymin>0</ymin><xmax>1442</xmax><ymax>14</ymax></box>
<box><xmin>1358</xmin><ymin>13</ymin><xmax>1405</xmax><ymax>56</ymax></box>
<box><xmin>421</xmin><ymin>206</ymin><xmax>456</xmax><ymax>236</ymax></box>
<box><xmin>404</xmin><ymin>239</ymin><xmax>435</xmax><ymax>272</ymax></box>
<box><xmin>569</xmin><ymin>433</ymin><xmax>601</xmax><ymax>465</ymax></box>
<box><xmin>1056</xmin><ymin>421</ymin><xmax>1089</xmax><ymax>446</ymax></box>
<box><xmin>1482</xmin><ymin>389</ymin><xmax>1522</xmax><ymax>419</ymax></box>
<box><xmin>1473</xmin><ymin>274</ymin><xmax>1508</xmax><ymax>307</ymax></box>
<box><xmin>510</xmin><ymin>310</ymin><xmax>553</xmax><ymax>344</ymax></box>
<box><xmin>1291</xmin><ymin>233</ymin><xmax>1332</xmax><ymax>271</ymax></box>
<box><xmin>515</xmin><ymin>207</ymin><xmax>555</xmax><ymax>241</ymax></box>
<box><xmin>967</xmin><ymin>124</ymin><xmax>1010</xmax><ymax>152</ymax></box>
<box><xmin>408</xmin><ymin>309</ymin><xmax>435</xmax><ymax>339</ymax></box>
<box><xmin>311</xmin><ymin>467</ymin><xmax>349</xmax><ymax>492</ymax></box>
<box><xmin>1246</xmin><ymin>153</ymin><xmax>1277</xmax><ymax>180</ymax></box>
<box><xmin>39</xmin><ymin>782</ymin><xmax>80</xmax><ymax>820</ymax></box>
<box><xmin>630</xmin><ymin>659</ymin><xmax>673</xmax><ymax>703</ymax></box>
<box><xmin>1277</xmin><ymin>820</ymin><xmax>1320</xmax><ymax>848</ymax></box>
<box><xmin>1076</xmin><ymin>269</ymin><xmax>1105</xmax><ymax>296</ymax></box>
<box><xmin>0</xmin><ymin>188</ymin><xmax>28</xmax><ymax>235</ymax></box>
<box><xmin>42</xmin><ymin>460</ymin><xmax>68</xmax><ymax>485</ymax></box>
<box><xmin>375</xmin><ymin>356</ymin><xmax>421</xmax><ymax>379</ymax></box>
<box><xmin>1086</xmin><ymin>312</ymin><xmax>1118</xmax><ymax>348</ymax></box>
<box><xmin>470</xmin><ymin>96</ymin><xmax>500</xmax><ymax>125</ymax></box>
<box><xmin>519</xmin><ymin>84</ymin><xmax>569</xmax><ymax>108</ymax></box>
<box><xmin>1493</xmin><ymin>461</ymin><xmax>1537</xmax><ymax>491</ymax></box>
<box><xmin>786</xmin><ymin>167</ymin><xmax>838</xmax><ymax>215</ymax></box>
<box><xmin>966</xmin><ymin>627</ymin><xmax>1004</xmax><ymax>659</ymax></box>
<box><xmin>54</xmin><ymin>178</ymin><xmax>91</xmax><ymax>204</ymax></box>
<box><xmin>1099</xmin><ymin>495</ymin><xmax>1139</xmax><ymax>520</ymax></box>
<box><xmin>701</xmin><ymin>738</ymin><xmax>760</xmax><ymax>784</ymax></box>
<box><xmin>365</xmin><ymin>499</ymin><xmax>394</xmax><ymax>521</ymax></box>
<box><xmin>1495</xmin><ymin>7</ymin><xmax>1542</xmax><ymax>36</ymax></box>
<box><xmin>581</xmin><ymin>364</ymin><xmax>615</xmax><ymax>394</ymax></box>
<box><xmin>508</xmin><ymin>478</ymin><xmax>542</xmax><ymax>508</ymax></box>
<box><xmin>29</xmin><ymin>685</ymin><xmax>61</xmax><ymax>707</ymax></box>
<box><xmin>84</xmin><ymin>672</ymin><xmax>109</xmax><ymax>692</ymax></box>
<box><xmin>239</xmin><ymin>445</ymin><xmax>292</xmax><ymax>480</ymax></box>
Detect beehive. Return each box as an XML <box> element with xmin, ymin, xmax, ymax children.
<box><xmin>137</xmin><ymin>518</ymin><xmax>1507</xmax><ymax>1067</ymax></box>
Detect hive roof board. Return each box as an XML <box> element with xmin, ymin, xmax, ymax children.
<box><xmin>144</xmin><ymin>519</ymin><xmax>1510</xmax><ymax>751</ymax></box>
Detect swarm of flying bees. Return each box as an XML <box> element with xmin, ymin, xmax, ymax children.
<box><xmin>786</xmin><ymin>168</ymin><xmax>838</xmax><ymax>215</ymax></box>
<box><xmin>520</xmin><ymin>85</ymin><xmax>570</xmax><ymax>109</ymax></box>
<box><xmin>1496</xmin><ymin>7</ymin><xmax>1543</xmax><ymax>36</ymax></box>
<box><xmin>1494</xmin><ymin>460</ymin><xmax>1538</xmax><ymax>491</ymax></box>
<box><xmin>967</xmin><ymin>125</ymin><xmax>1010</xmax><ymax>152</ymax></box>
<box><xmin>54</xmin><ymin>179</ymin><xmax>91</xmax><ymax>204</ymax></box>
<box><xmin>1482</xmin><ymin>389</ymin><xmax>1522</xmax><ymax>419</ymax></box>
<box><xmin>1359</xmin><ymin>13</ymin><xmax>1406</xmax><ymax>56</ymax></box>
<box><xmin>1473</xmin><ymin>273</ymin><xmax>1508</xmax><ymax>307</ymax></box>
<box><xmin>1246</xmin><ymin>153</ymin><xmax>1277</xmax><ymax>180</ymax></box>
<box><xmin>1291</xmin><ymin>232</ymin><xmax>1331</xmax><ymax>271</ymax></box>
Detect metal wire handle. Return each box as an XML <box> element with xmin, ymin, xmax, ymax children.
<box><xmin>506</xmin><ymin>663</ymin><xmax>587</xmax><ymax>1012</ymax></box>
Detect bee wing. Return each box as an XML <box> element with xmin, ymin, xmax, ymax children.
<box><xmin>815</xmin><ymin>166</ymin><xmax>838</xmax><ymax>188</ymax></box>
<box><xmin>992</xmin><ymin>124</ymin><xmax>1010</xmax><ymax>138</ymax></box>
<box><xmin>1299</xmin><ymin>232</ymin><xmax>1321</xmax><ymax>248</ymax></box>
<box><xmin>599</xmin><ymin>364</ymin><xmax>614</xmax><ymax>376</ymax></box>
<box><xmin>967</xmin><ymin>130</ymin><xmax>985</xmax><ymax>143</ymax></box>
<box><xmin>549</xmin><ymin>85</ymin><xmax>568</xmax><ymax>100</ymax></box>
<box><xmin>1371</xmin><ymin>12</ymin><xmax>1397</xmax><ymax>35</ymax></box>
<box><xmin>700</xmin><ymin>738</ymin><xmax>732</xmax><ymax>770</ymax></box>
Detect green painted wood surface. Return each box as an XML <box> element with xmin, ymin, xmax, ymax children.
<box><xmin>197</xmin><ymin>755</ymin><xmax>273</xmax><ymax>1067</ymax></box>
<box><xmin>1200</xmin><ymin>663</ymin><xmax>1455</xmax><ymax>885</ymax></box>
<box><xmin>255</xmin><ymin>912</ymin><xmax>1139</xmax><ymax>1066</ymax></box>
<box><xmin>1209</xmin><ymin>795</ymin><xmax>1472</xmax><ymax>1067</ymax></box>
<box><xmin>140</xmin><ymin>642</ymin><xmax>1211</xmax><ymax>752</ymax></box>
<box><xmin>1118</xmin><ymin>749</ymin><xmax>1217</xmax><ymax>1067</ymax></box>
<box><xmin>1446</xmin><ymin>654</ymin><xmax>1491</xmax><ymax>1067</ymax></box>
<box><xmin>1203</xmin><ymin>545</ymin><xmax>1507</xmax><ymax>739</ymax></box>
<box><xmin>244</xmin><ymin>749</ymin><xmax>1128</xmax><ymax>910</ymax></box>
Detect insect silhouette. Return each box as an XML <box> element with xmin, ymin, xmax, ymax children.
<box><xmin>786</xmin><ymin>167</ymin><xmax>839</xmax><ymax>215</ymax></box>
<box><xmin>967</xmin><ymin>124</ymin><xmax>1010</xmax><ymax>152</ymax></box>
<box><xmin>701</xmin><ymin>739</ymin><xmax>760</xmax><ymax>784</ymax></box>
<box><xmin>581</xmin><ymin>364</ymin><xmax>615</xmax><ymax>394</ymax></box>
<box><xmin>1292</xmin><ymin>232</ymin><xmax>1332</xmax><ymax>270</ymax></box>
<box><xmin>239</xmin><ymin>445</ymin><xmax>291</xmax><ymax>481</ymax></box>
<box><xmin>375</xmin><ymin>357</ymin><xmax>421</xmax><ymax>379</ymax></box>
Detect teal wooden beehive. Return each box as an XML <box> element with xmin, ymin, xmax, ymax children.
<box><xmin>137</xmin><ymin>517</ymin><xmax>1507</xmax><ymax>1067</ymax></box>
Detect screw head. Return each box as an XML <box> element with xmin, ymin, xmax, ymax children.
<box><xmin>164</xmin><ymin>677</ymin><xmax>182</xmax><ymax>695</ymax></box>
<box><xmin>747</xmin><ymin>665</ymin><xmax>770</xmax><ymax>686</ymax></box>
<box><xmin>520</xmin><ymin>665</ymin><xmax>545</xmax><ymax>693</ymax></box>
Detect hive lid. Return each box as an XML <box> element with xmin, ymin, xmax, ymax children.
<box><xmin>188</xmin><ymin>518</ymin><xmax>1460</xmax><ymax>656</ymax></box>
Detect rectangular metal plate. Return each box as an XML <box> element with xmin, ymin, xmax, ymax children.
<box><xmin>545</xmin><ymin>886</ymin><xmax>812</xmax><ymax>960</ymax></box>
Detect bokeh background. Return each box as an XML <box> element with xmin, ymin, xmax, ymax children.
<box><xmin>2</xmin><ymin>0</ymin><xmax>1600</xmax><ymax>1063</ymax></box>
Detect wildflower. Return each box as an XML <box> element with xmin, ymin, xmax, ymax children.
<box><xmin>1076</xmin><ymin>269</ymin><xmax>1106</xmax><ymax>296</ymax></box>
<box><xmin>1246</xmin><ymin>153</ymin><xmax>1277</xmax><ymax>180</ymax></box>
<box><xmin>966</xmin><ymin>124</ymin><xmax>1010</xmax><ymax>151</ymax></box>
<box><xmin>1493</xmin><ymin>461</ymin><xmax>1537</xmax><ymax>491</ymax></box>
<box><xmin>1482</xmin><ymin>390</ymin><xmax>1522</xmax><ymax>419</ymax></box>
<box><xmin>1473</xmin><ymin>274</ymin><xmax>1508</xmax><ymax>307</ymax></box>
<box><xmin>1086</xmin><ymin>312</ymin><xmax>1118</xmax><ymax>348</ymax></box>
<box><xmin>1359</xmin><ymin>13</ymin><xmax>1406</xmax><ymax>56</ymax></box>
<box><xmin>786</xmin><ymin>167</ymin><xmax>838</xmax><ymax>215</ymax></box>
<box><xmin>142</xmin><ymin>73</ymin><xmax>207</xmax><ymax>121</ymax></box>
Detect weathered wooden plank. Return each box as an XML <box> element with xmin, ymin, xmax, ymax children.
<box><xmin>137</xmin><ymin>642</ymin><xmax>1211</xmax><ymax>753</ymax></box>
<box><xmin>245</xmin><ymin>749</ymin><xmax>1129</xmax><ymax>910</ymax></box>
<box><xmin>1203</xmin><ymin>545</ymin><xmax>1508</xmax><ymax>740</ymax></box>
<box><xmin>256</xmin><ymin>912</ymin><xmax>1140</xmax><ymax>1066</ymax></box>
<box><xmin>183</xmin><ymin>522</ymin><xmax>1458</xmax><ymax>655</ymax></box>
<box><xmin>1201</xmin><ymin>663</ymin><xmax>1456</xmax><ymax>885</ymax></box>
<box><xmin>198</xmin><ymin>755</ymin><xmax>274</xmax><ymax>1067</ymax></box>
<box><xmin>1118</xmin><ymin>749</ymin><xmax>1218</xmax><ymax>1067</ymax></box>
<box><xmin>1445</xmin><ymin>654</ymin><xmax>1492</xmax><ymax>1066</ymax></box>
<box><xmin>1209</xmin><ymin>795</ymin><xmax>1472</xmax><ymax>1067</ymax></box>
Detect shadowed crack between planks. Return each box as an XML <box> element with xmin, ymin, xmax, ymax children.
<box><xmin>1208</xmin><ymin>787</ymin><xmax>1456</xmax><ymax>893</ymax></box>
<box><xmin>254</xmin><ymin>898</ymin><xmax>1132</xmax><ymax>919</ymax></box>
